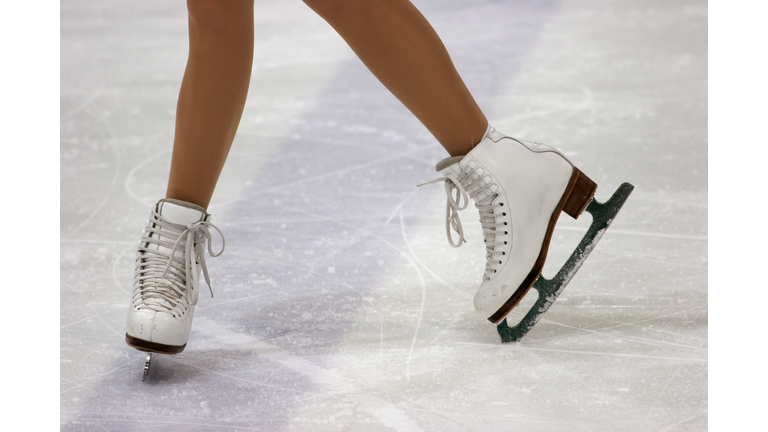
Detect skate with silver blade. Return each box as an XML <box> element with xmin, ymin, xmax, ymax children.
<box><xmin>497</xmin><ymin>182</ymin><xmax>634</xmax><ymax>343</ymax></box>
<box><xmin>125</xmin><ymin>198</ymin><xmax>224</xmax><ymax>382</ymax></box>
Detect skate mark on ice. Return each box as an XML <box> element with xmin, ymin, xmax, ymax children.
<box><xmin>60</xmin><ymin>87</ymin><xmax>103</xmax><ymax>121</ymax></box>
<box><xmin>594</xmin><ymin>228</ymin><xmax>706</xmax><ymax>242</ymax></box>
<box><xmin>210</xmin><ymin>393</ymin><xmax>321</xmax><ymax>425</ymax></box>
<box><xmin>359</xmin><ymin>190</ymin><xmax>472</xmax><ymax>300</ymax></box>
<box><xmin>322</xmin><ymin>202</ymin><xmax>474</xmax><ymax>353</ymax></box>
<box><xmin>603</xmin><ymin>272</ymin><xmax>705</xmax><ymax>296</ymax></box>
<box><xmin>604</xmin><ymin>248</ymin><xmax>706</xmax><ymax>268</ymax></box>
<box><xmin>210</xmin><ymin>142</ymin><xmax>434</xmax><ymax>212</ymax></box>
<box><xmin>644</xmin><ymin>363</ymin><xmax>685</xmax><ymax>422</ymax></box>
<box><xmin>553</xmin><ymin>219</ymin><xmax>707</xmax><ymax>241</ymax></box>
<box><xmin>628</xmin><ymin>193</ymin><xmax>709</xmax><ymax>210</ymax></box>
<box><xmin>657</xmin><ymin>411</ymin><xmax>708</xmax><ymax>432</ymax></box>
<box><xmin>193</xmin><ymin>318</ymin><xmax>425</xmax><ymax>432</ymax></box>
<box><xmin>63</xmin><ymin>331</ymin><xmax>126</xmax><ymax>379</ymax></box>
<box><xmin>553</xmin><ymin>308</ymin><xmax>708</xmax><ymax>344</ymax></box>
<box><xmin>111</xmin><ymin>245</ymin><xmax>133</xmax><ymax>297</ymax></box>
<box><xmin>229</xmin><ymin>213</ymin><xmax>410</xmax><ymax>226</ymax></box>
<box><xmin>535</xmin><ymin>306</ymin><xmax>707</xmax><ymax>351</ymax></box>
<box><xmin>252</xmin><ymin>198</ymin><xmax>469</xmax><ymax>351</ymax></box>
<box><xmin>60</xmin><ymin>307</ymin><xmax>124</xmax><ymax>330</ymax></box>
<box><xmin>60</xmin><ymin>359</ymin><xmax>137</xmax><ymax>396</ymax></box>
<box><xmin>400</xmin><ymin>210</ymin><xmax>427</xmax><ymax>383</ymax></box>
<box><xmin>245</xmin><ymin>253</ymin><xmax>385</xmax><ymax>352</ymax></box>
<box><xmin>407</xmin><ymin>401</ymin><xmax>600</xmax><ymax>429</ymax></box>
<box><xmin>490</xmin><ymin>108</ymin><xmax>562</xmax><ymax>131</ymax></box>
<box><xmin>396</xmin><ymin>206</ymin><xmax>472</xmax><ymax>347</ymax></box>
<box><xmin>124</xmin><ymin>148</ymin><xmax>172</xmax><ymax>207</ymax></box>
<box><xmin>455</xmin><ymin>342</ymin><xmax>706</xmax><ymax>362</ymax></box>
<box><xmin>393</xmin><ymin>198</ymin><xmax>472</xmax><ymax>299</ymax></box>
<box><xmin>590</xmin><ymin>304</ymin><xmax>706</xmax><ymax>334</ymax></box>
<box><xmin>537</xmin><ymin>303</ymin><xmax>707</xmax><ymax>344</ymax></box>
<box><xmin>594</xmin><ymin>273</ymin><xmax>695</xmax><ymax>296</ymax></box>
<box><xmin>252</xmin><ymin>130</ymin><xmax>433</xmax><ymax>164</ymax></box>
<box><xmin>552</xmin><ymin>253</ymin><xmax>620</xmax><ymax>296</ymax></box>
<box><xmin>493</xmin><ymin>87</ymin><xmax>599</xmax><ymax>136</ymax></box>
<box><xmin>92</xmin><ymin>387</ymin><xmax>154</xmax><ymax>432</ymax></box>
<box><xmin>62</xmin><ymin>161</ymin><xmax>111</xmax><ymax>173</ymax></box>
<box><xmin>60</xmin><ymin>239</ymin><xmax>134</xmax><ymax>245</ymax></box>
<box><xmin>194</xmin><ymin>292</ymin><xmax>270</xmax><ymax>312</ymax></box>
<box><xmin>544</xmin><ymin>317</ymin><xmax>707</xmax><ymax>352</ymax></box>
<box><xmin>69</xmin><ymin>112</ymin><xmax>122</xmax><ymax>235</ymax></box>
<box><xmin>166</xmin><ymin>357</ymin><xmax>327</xmax><ymax>397</ymax></box>
<box><xmin>383</xmin><ymin>189</ymin><xmax>416</xmax><ymax>227</ymax></box>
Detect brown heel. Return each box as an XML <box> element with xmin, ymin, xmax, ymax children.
<box><xmin>563</xmin><ymin>169</ymin><xmax>597</xmax><ymax>219</ymax></box>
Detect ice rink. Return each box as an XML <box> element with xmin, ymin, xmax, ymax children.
<box><xmin>60</xmin><ymin>0</ymin><xmax>707</xmax><ymax>430</ymax></box>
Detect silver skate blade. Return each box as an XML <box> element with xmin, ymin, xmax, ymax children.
<box><xmin>142</xmin><ymin>352</ymin><xmax>152</xmax><ymax>382</ymax></box>
<box><xmin>497</xmin><ymin>182</ymin><xmax>635</xmax><ymax>343</ymax></box>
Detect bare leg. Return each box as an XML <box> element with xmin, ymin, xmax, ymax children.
<box><xmin>303</xmin><ymin>0</ymin><xmax>488</xmax><ymax>157</ymax></box>
<box><xmin>165</xmin><ymin>0</ymin><xmax>255</xmax><ymax>209</ymax></box>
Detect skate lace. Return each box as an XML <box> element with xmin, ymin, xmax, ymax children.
<box><xmin>133</xmin><ymin>209</ymin><xmax>225</xmax><ymax>315</ymax></box>
<box><xmin>420</xmin><ymin>162</ymin><xmax>508</xmax><ymax>281</ymax></box>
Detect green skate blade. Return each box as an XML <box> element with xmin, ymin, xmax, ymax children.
<box><xmin>497</xmin><ymin>182</ymin><xmax>635</xmax><ymax>343</ymax></box>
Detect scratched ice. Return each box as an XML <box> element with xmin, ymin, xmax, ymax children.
<box><xmin>60</xmin><ymin>0</ymin><xmax>707</xmax><ymax>430</ymax></box>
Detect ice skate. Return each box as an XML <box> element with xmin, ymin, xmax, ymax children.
<box><xmin>125</xmin><ymin>199</ymin><xmax>224</xmax><ymax>380</ymax></box>
<box><xmin>422</xmin><ymin>125</ymin><xmax>633</xmax><ymax>342</ymax></box>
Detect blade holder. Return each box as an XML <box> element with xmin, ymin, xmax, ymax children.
<box><xmin>497</xmin><ymin>182</ymin><xmax>635</xmax><ymax>343</ymax></box>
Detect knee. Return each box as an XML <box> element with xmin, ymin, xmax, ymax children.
<box><xmin>187</xmin><ymin>0</ymin><xmax>254</xmax><ymax>35</ymax></box>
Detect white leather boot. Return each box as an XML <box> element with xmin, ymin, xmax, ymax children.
<box><xmin>125</xmin><ymin>199</ymin><xmax>224</xmax><ymax>354</ymax></box>
<box><xmin>426</xmin><ymin>125</ymin><xmax>596</xmax><ymax>323</ymax></box>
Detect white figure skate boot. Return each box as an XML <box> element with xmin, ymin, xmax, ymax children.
<box><xmin>424</xmin><ymin>125</ymin><xmax>597</xmax><ymax>323</ymax></box>
<box><xmin>125</xmin><ymin>198</ymin><xmax>224</xmax><ymax>355</ymax></box>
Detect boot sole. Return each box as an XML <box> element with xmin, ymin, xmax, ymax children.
<box><xmin>125</xmin><ymin>333</ymin><xmax>186</xmax><ymax>354</ymax></box>
<box><xmin>488</xmin><ymin>167</ymin><xmax>597</xmax><ymax>323</ymax></box>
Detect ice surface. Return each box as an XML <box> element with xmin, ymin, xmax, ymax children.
<box><xmin>61</xmin><ymin>0</ymin><xmax>707</xmax><ymax>430</ymax></box>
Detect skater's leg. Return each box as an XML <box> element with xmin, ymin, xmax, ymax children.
<box><xmin>304</xmin><ymin>1</ymin><xmax>633</xmax><ymax>333</ymax></box>
<box><xmin>125</xmin><ymin>0</ymin><xmax>250</xmax><ymax>363</ymax></box>
<box><xmin>303</xmin><ymin>0</ymin><xmax>487</xmax><ymax>157</ymax></box>
<box><xmin>166</xmin><ymin>0</ymin><xmax>255</xmax><ymax>209</ymax></box>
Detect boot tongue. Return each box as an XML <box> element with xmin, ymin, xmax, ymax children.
<box><xmin>150</xmin><ymin>199</ymin><xmax>207</xmax><ymax>257</ymax></box>
<box><xmin>158</xmin><ymin>199</ymin><xmax>206</xmax><ymax>224</ymax></box>
<box><xmin>435</xmin><ymin>155</ymin><xmax>464</xmax><ymax>174</ymax></box>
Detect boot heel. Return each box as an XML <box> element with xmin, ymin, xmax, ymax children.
<box><xmin>563</xmin><ymin>168</ymin><xmax>597</xmax><ymax>219</ymax></box>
